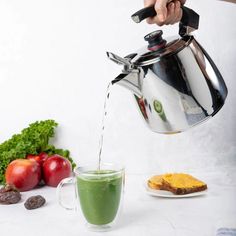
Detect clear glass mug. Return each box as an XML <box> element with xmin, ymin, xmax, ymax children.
<box><xmin>56</xmin><ymin>163</ymin><xmax>125</xmax><ymax>232</ymax></box>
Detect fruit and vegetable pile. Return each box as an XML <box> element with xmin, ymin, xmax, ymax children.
<box><xmin>0</xmin><ymin>120</ymin><xmax>76</xmax><ymax>208</ymax></box>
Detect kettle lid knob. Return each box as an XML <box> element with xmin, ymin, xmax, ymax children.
<box><xmin>144</xmin><ymin>30</ymin><xmax>166</xmax><ymax>51</ymax></box>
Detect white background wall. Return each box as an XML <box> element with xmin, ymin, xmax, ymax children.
<box><xmin>0</xmin><ymin>0</ymin><xmax>235</xmax><ymax>174</ymax></box>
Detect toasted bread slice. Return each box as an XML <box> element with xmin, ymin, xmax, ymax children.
<box><xmin>148</xmin><ymin>175</ymin><xmax>163</xmax><ymax>190</ymax></box>
<box><xmin>162</xmin><ymin>173</ymin><xmax>207</xmax><ymax>195</ymax></box>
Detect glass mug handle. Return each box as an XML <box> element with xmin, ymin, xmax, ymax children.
<box><xmin>56</xmin><ymin>177</ymin><xmax>76</xmax><ymax>210</ymax></box>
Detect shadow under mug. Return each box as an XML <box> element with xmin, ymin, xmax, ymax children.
<box><xmin>56</xmin><ymin>163</ymin><xmax>125</xmax><ymax>232</ymax></box>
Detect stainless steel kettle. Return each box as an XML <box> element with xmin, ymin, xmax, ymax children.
<box><xmin>107</xmin><ymin>5</ymin><xmax>228</xmax><ymax>134</ymax></box>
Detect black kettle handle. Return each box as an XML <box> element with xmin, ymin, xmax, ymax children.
<box><xmin>131</xmin><ymin>5</ymin><xmax>199</xmax><ymax>36</ymax></box>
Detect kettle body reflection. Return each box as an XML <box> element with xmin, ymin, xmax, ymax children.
<box><xmin>107</xmin><ymin>7</ymin><xmax>227</xmax><ymax>134</ymax></box>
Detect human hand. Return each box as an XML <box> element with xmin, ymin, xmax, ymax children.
<box><xmin>144</xmin><ymin>0</ymin><xmax>186</xmax><ymax>26</ymax></box>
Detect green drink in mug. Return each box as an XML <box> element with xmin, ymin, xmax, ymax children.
<box><xmin>57</xmin><ymin>163</ymin><xmax>125</xmax><ymax>231</ymax></box>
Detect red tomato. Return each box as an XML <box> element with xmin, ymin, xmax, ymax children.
<box><xmin>5</xmin><ymin>159</ymin><xmax>41</xmax><ymax>192</ymax></box>
<box><xmin>27</xmin><ymin>152</ymin><xmax>48</xmax><ymax>166</ymax></box>
<box><xmin>43</xmin><ymin>155</ymin><xmax>72</xmax><ymax>187</ymax></box>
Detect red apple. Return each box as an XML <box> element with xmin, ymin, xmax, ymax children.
<box><xmin>27</xmin><ymin>152</ymin><xmax>49</xmax><ymax>167</ymax></box>
<box><xmin>5</xmin><ymin>159</ymin><xmax>41</xmax><ymax>192</ymax></box>
<box><xmin>43</xmin><ymin>155</ymin><xmax>72</xmax><ymax>187</ymax></box>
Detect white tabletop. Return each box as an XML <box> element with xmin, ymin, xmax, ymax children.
<box><xmin>0</xmin><ymin>169</ymin><xmax>236</xmax><ymax>236</ymax></box>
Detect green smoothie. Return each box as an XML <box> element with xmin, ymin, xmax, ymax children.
<box><xmin>77</xmin><ymin>170</ymin><xmax>123</xmax><ymax>225</ymax></box>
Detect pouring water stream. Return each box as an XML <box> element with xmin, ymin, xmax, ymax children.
<box><xmin>98</xmin><ymin>82</ymin><xmax>113</xmax><ymax>170</ymax></box>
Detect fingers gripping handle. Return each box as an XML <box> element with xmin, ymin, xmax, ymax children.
<box><xmin>56</xmin><ymin>177</ymin><xmax>76</xmax><ymax>210</ymax></box>
<box><xmin>131</xmin><ymin>4</ymin><xmax>199</xmax><ymax>36</ymax></box>
<box><xmin>131</xmin><ymin>0</ymin><xmax>173</xmax><ymax>22</ymax></box>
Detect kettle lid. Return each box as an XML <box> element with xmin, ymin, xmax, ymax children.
<box><xmin>133</xmin><ymin>30</ymin><xmax>192</xmax><ymax>66</ymax></box>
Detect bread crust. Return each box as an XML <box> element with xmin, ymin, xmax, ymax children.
<box><xmin>162</xmin><ymin>179</ymin><xmax>207</xmax><ymax>195</ymax></box>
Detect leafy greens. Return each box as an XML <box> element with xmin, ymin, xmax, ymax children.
<box><xmin>0</xmin><ymin>120</ymin><xmax>75</xmax><ymax>184</ymax></box>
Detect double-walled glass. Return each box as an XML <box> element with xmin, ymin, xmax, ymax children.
<box><xmin>57</xmin><ymin>163</ymin><xmax>125</xmax><ymax>231</ymax></box>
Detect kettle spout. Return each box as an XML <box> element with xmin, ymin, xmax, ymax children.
<box><xmin>111</xmin><ymin>72</ymin><xmax>142</xmax><ymax>98</ymax></box>
<box><xmin>107</xmin><ymin>51</ymin><xmax>143</xmax><ymax>98</ymax></box>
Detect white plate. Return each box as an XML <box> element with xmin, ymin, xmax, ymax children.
<box><xmin>145</xmin><ymin>184</ymin><xmax>208</xmax><ymax>198</ymax></box>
